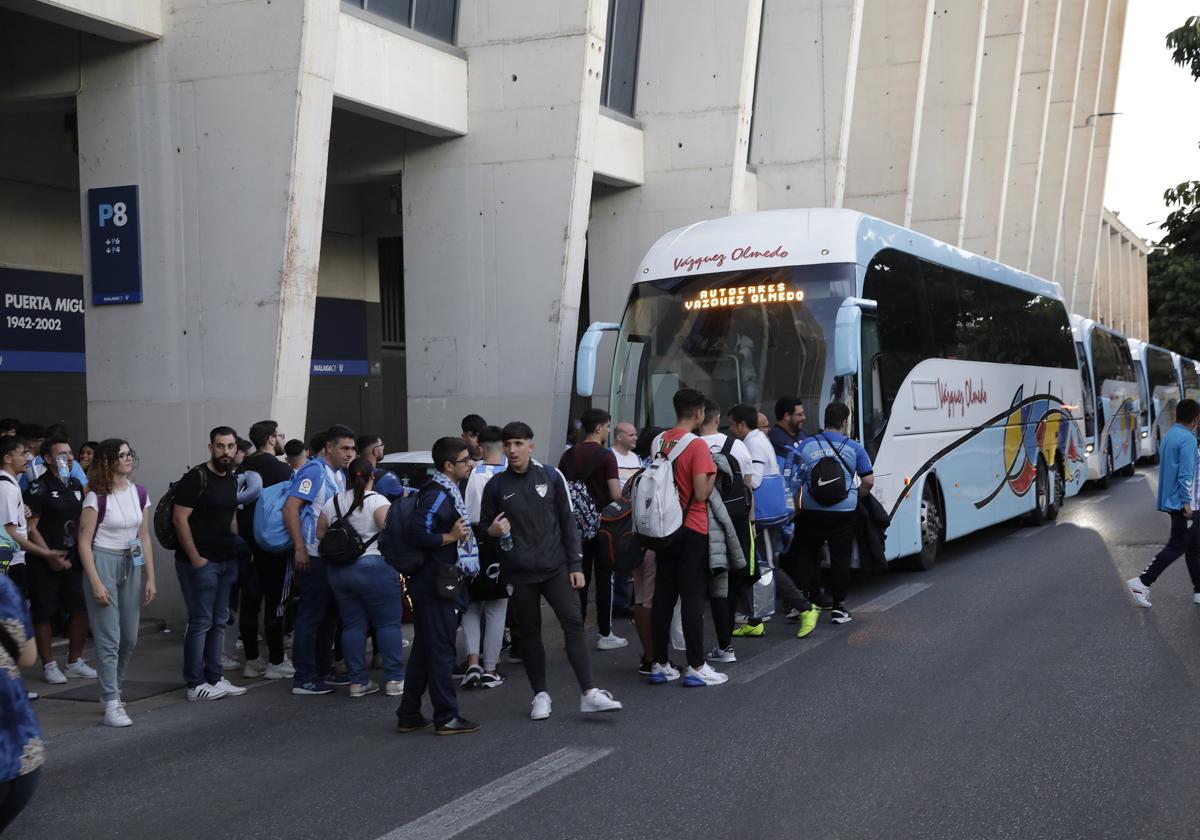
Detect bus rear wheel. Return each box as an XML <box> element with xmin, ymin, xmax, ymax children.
<box><xmin>1047</xmin><ymin>460</ymin><xmax>1064</xmax><ymax>521</ymax></box>
<box><xmin>1028</xmin><ymin>458</ymin><xmax>1051</xmax><ymax>526</ymax></box>
<box><xmin>1095</xmin><ymin>447</ymin><xmax>1112</xmax><ymax>491</ymax></box>
<box><xmin>914</xmin><ymin>481</ymin><xmax>942</xmax><ymax>571</ymax></box>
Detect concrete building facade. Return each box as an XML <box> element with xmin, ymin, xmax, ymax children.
<box><xmin>0</xmin><ymin>0</ymin><xmax>1145</xmax><ymax>621</ymax></box>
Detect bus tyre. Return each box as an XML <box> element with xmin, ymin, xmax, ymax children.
<box><xmin>1029</xmin><ymin>458</ymin><xmax>1051</xmax><ymax>526</ymax></box>
<box><xmin>1047</xmin><ymin>460</ymin><xmax>1064</xmax><ymax>521</ymax></box>
<box><xmin>915</xmin><ymin>482</ymin><xmax>942</xmax><ymax>571</ymax></box>
<box><xmin>1149</xmin><ymin>432</ymin><xmax>1161</xmax><ymax>466</ymax></box>
<box><xmin>1095</xmin><ymin>448</ymin><xmax>1112</xmax><ymax>491</ymax></box>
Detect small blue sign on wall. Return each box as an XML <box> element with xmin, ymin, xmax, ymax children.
<box><xmin>88</xmin><ymin>185</ymin><xmax>143</xmax><ymax>305</ymax></box>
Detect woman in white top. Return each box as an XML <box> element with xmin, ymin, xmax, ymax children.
<box><xmin>78</xmin><ymin>439</ymin><xmax>156</xmax><ymax>728</ymax></box>
<box><xmin>316</xmin><ymin>456</ymin><xmax>402</xmax><ymax>698</ymax></box>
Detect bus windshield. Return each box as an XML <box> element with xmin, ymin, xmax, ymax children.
<box><xmin>611</xmin><ymin>264</ymin><xmax>857</xmax><ymax>433</ymax></box>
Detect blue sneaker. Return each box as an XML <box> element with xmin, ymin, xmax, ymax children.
<box><xmin>648</xmin><ymin>662</ymin><xmax>680</xmax><ymax>684</ymax></box>
<box><xmin>292</xmin><ymin>680</ymin><xmax>334</xmax><ymax>696</ymax></box>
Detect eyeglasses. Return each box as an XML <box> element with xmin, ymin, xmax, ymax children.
<box><xmin>118</xmin><ymin>451</ymin><xmax>137</xmax><ymax>461</ymax></box>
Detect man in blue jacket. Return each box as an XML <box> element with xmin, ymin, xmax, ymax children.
<box><xmin>396</xmin><ymin>436</ymin><xmax>478</xmax><ymax>735</ymax></box>
<box><xmin>1128</xmin><ymin>398</ymin><xmax>1200</xmax><ymax>608</ymax></box>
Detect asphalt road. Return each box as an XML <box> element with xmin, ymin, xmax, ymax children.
<box><xmin>15</xmin><ymin>466</ymin><xmax>1200</xmax><ymax>840</ymax></box>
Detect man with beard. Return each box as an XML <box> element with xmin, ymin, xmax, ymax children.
<box><xmin>238</xmin><ymin>421</ymin><xmax>297</xmax><ymax>680</ymax></box>
<box><xmin>173</xmin><ymin>427</ymin><xmax>248</xmax><ymax>701</ymax></box>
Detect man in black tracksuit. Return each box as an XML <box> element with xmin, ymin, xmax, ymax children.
<box><xmin>481</xmin><ymin>422</ymin><xmax>621</xmax><ymax>721</ymax></box>
<box><xmin>396</xmin><ymin>437</ymin><xmax>478</xmax><ymax>735</ymax></box>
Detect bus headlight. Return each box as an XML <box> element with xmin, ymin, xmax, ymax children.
<box><xmin>1085</xmin><ymin>443</ymin><xmax>1095</xmax><ymax>454</ymax></box>
<box><xmin>1141</xmin><ymin>431</ymin><xmax>1149</xmax><ymax>438</ymax></box>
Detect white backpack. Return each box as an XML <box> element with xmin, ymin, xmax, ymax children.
<box><xmin>630</xmin><ymin>432</ymin><xmax>697</xmax><ymax>549</ymax></box>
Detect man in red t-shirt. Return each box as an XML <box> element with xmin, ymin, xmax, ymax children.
<box><xmin>647</xmin><ymin>388</ymin><xmax>727</xmax><ymax>687</ymax></box>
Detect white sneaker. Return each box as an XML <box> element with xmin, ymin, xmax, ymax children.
<box><xmin>530</xmin><ymin>691</ymin><xmax>552</xmax><ymax>720</ymax></box>
<box><xmin>214</xmin><ymin>677</ymin><xmax>247</xmax><ymax>696</ymax></box>
<box><xmin>42</xmin><ymin>661</ymin><xmax>67</xmax><ymax>685</ymax></box>
<box><xmin>385</xmin><ymin>680</ymin><xmax>404</xmax><ymax>697</ymax></box>
<box><xmin>580</xmin><ymin>688</ymin><xmax>622</xmax><ymax>713</ymax></box>
<box><xmin>187</xmin><ymin>682</ymin><xmax>228</xmax><ymax>701</ymax></box>
<box><xmin>1127</xmin><ymin>576</ymin><xmax>1152</xmax><ymax>608</ymax></box>
<box><xmin>648</xmin><ymin>662</ymin><xmax>681</xmax><ymax>684</ymax></box>
<box><xmin>1193</xmin><ymin>593</ymin><xmax>1200</xmax><ymax>605</ymax></box>
<box><xmin>65</xmin><ymin>658</ymin><xmax>98</xmax><ymax>679</ymax></box>
<box><xmin>264</xmin><ymin>660</ymin><xmax>294</xmax><ymax>680</ymax></box>
<box><xmin>220</xmin><ymin>654</ymin><xmax>241</xmax><ymax>671</ymax></box>
<box><xmin>104</xmin><ymin>700</ymin><xmax>132</xmax><ymax>728</ymax></box>
<box><xmin>242</xmin><ymin>657</ymin><xmax>267</xmax><ymax>679</ymax></box>
<box><xmin>682</xmin><ymin>664</ymin><xmax>729</xmax><ymax>687</ymax></box>
<box><xmin>596</xmin><ymin>632</ymin><xmax>629</xmax><ymax>651</ymax></box>
<box><xmin>349</xmin><ymin>680</ymin><xmax>380</xmax><ymax>698</ymax></box>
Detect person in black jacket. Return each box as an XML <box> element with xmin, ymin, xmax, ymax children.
<box><xmin>396</xmin><ymin>437</ymin><xmax>478</xmax><ymax>736</ymax></box>
<box><xmin>481</xmin><ymin>421</ymin><xmax>622</xmax><ymax>721</ymax></box>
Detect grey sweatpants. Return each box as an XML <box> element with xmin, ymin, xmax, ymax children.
<box><xmin>83</xmin><ymin>547</ymin><xmax>144</xmax><ymax>702</ymax></box>
<box><xmin>462</xmin><ymin>598</ymin><xmax>508</xmax><ymax>672</ymax></box>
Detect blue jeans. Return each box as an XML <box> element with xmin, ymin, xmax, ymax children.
<box><xmin>292</xmin><ymin>555</ymin><xmax>338</xmax><ymax>684</ymax></box>
<box><xmin>175</xmin><ymin>558</ymin><xmax>238</xmax><ymax>688</ymax></box>
<box><xmin>328</xmin><ymin>554</ymin><xmax>406</xmax><ymax>685</ymax></box>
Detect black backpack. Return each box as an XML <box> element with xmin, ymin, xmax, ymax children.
<box><xmin>319</xmin><ymin>493</ymin><xmax>380</xmax><ymax>567</ymax></box>
<box><xmin>379</xmin><ymin>493</ymin><xmax>425</xmax><ymax>574</ymax></box>
<box><xmin>806</xmin><ymin>434</ymin><xmax>853</xmax><ymax>507</ymax></box>
<box><xmin>711</xmin><ymin>436</ymin><xmax>749</xmax><ymax>520</ymax></box>
<box><xmin>154</xmin><ymin>465</ymin><xmax>206</xmax><ymax>550</ymax></box>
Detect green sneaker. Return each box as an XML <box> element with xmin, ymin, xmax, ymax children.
<box><xmin>796</xmin><ymin>607</ymin><xmax>820</xmax><ymax>639</ymax></box>
<box><xmin>732</xmin><ymin>622</ymin><xmax>765</xmax><ymax>638</ymax></box>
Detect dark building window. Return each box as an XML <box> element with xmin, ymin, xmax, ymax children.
<box><xmin>601</xmin><ymin>0</ymin><xmax>643</xmax><ymax>116</ymax></box>
<box><xmin>379</xmin><ymin>237</ymin><xmax>405</xmax><ymax>347</ymax></box>
<box><xmin>354</xmin><ymin>0</ymin><xmax>458</xmax><ymax>44</ymax></box>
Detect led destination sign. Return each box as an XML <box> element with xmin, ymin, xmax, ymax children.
<box><xmin>683</xmin><ymin>283</ymin><xmax>804</xmax><ymax>310</ymax></box>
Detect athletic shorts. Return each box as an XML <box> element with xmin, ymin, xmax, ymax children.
<box><xmin>631</xmin><ymin>551</ymin><xmax>656</xmax><ymax>608</ymax></box>
<box><xmin>26</xmin><ymin>557</ymin><xmax>85</xmax><ymax>621</ymax></box>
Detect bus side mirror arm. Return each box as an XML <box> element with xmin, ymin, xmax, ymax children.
<box><xmin>576</xmin><ymin>321</ymin><xmax>621</xmax><ymax>397</ymax></box>
<box><xmin>834</xmin><ymin>298</ymin><xmax>877</xmax><ymax>377</ymax></box>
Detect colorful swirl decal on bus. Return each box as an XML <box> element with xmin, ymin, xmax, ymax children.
<box><xmin>974</xmin><ymin>386</ymin><xmax>1086</xmax><ymax>509</ymax></box>
<box><xmin>1100</xmin><ymin>396</ymin><xmax>1137</xmax><ymax>456</ymax></box>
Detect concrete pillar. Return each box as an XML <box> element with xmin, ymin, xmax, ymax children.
<box><xmin>1137</xmin><ymin>248</ymin><xmax>1148</xmax><ymax>338</ymax></box>
<box><xmin>961</xmin><ymin>0</ymin><xmax>1030</xmax><ymax>258</ymax></box>
<box><xmin>587</xmin><ymin>0</ymin><xmax>764</xmax><ymax>405</ymax></box>
<box><xmin>76</xmin><ymin>0</ymin><xmax>338</xmax><ymax>624</ymax></box>
<box><xmin>1028</xmin><ymin>0</ymin><xmax>1089</xmax><ymax>281</ymax></box>
<box><xmin>1057</xmin><ymin>0</ymin><xmax>1109</xmax><ymax>310</ymax></box>
<box><xmin>842</xmin><ymin>0</ymin><xmax>934</xmax><ymax>223</ymax></box>
<box><xmin>401</xmin><ymin>0</ymin><xmax>607</xmax><ymax>449</ymax></box>
<box><xmin>1070</xmin><ymin>0</ymin><xmax>1127</xmax><ymax>315</ymax></box>
<box><xmin>908</xmin><ymin>1</ymin><xmax>989</xmax><ymax>245</ymax></box>
<box><xmin>998</xmin><ymin>0</ymin><xmax>1061</xmax><ymax>268</ymax></box>
<box><xmin>753</xmin><ymin>0</ymin><xmax>863</xmax><ymax>210</ymax></box>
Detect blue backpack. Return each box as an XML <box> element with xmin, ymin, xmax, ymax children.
<box><xmin>379</xmin><ymin>494</ymin><xmax>426</xmax><ymax>574</ymax></box>
<box><xmin>253</xmin><ymin>481</ymin><xmax>293</xmax><ymax>553</ymax></box>
<box><xmin>777</xmin><ymin>441</ymin><xmax>806</xmax><ymax>512</ymax></box>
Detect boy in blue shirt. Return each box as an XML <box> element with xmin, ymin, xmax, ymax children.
<box><xmin>794</xmin><ymin>402</ymin><xmax>874</xmax><ymax>625</ymax></box>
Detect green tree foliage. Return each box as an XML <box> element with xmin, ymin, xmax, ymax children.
<box><xmin>1148</xmin><ymin>17</ymin><xmax>1200</xmax><ymax>353</ymax></box>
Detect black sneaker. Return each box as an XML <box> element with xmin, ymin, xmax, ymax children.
<box><xmin>461</xmin><ymin>665</ymin><xmax>483</xmax><ymax>689</ymax></box>
<box><xmin>396</xmin><ymin>715</ymin><xmax>433</xmax><ymax>734</ymax></box>
<box><xmin>435</xmin><ymin>716</ymin><xmax>481</xmax><ymax>736</ymax></box>
<box><xmin>637</xmin><ymin>658</ymin><xmax>654</xmax><ymax>676</ymax></box>
<box><xmin>830</xmin><ymin>606</ymin><xmax>852</xmax><ymax>625</ymax></box>
<box><xmin>478</xmin><ymin>671</ymin><xmax>505</xmax><ymax>689</ymax></box>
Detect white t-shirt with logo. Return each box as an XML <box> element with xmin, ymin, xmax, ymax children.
<box><xmin>83</xmin><ymin>484</ymin><xmax>153</xmax><ymax>551</ymax></box>
<box><xmin>0</xmin><ymin>474</ymin><xmax>27</xmax><ymax>566</ymax></box>
<box><xmin>320</xmin><ymin>491</ymin><xmax>389</xmax><ymax>557</ymax></box>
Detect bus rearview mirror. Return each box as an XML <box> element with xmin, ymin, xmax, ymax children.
<box><xmin>575</xmin><ymin>321</ymin><xmax>621</xmax><ymax>397</ymax></box>
<box><xmin>834</xmin><ymin>298</ymin><xmax>875</xmax><ymax>377</ymax></box>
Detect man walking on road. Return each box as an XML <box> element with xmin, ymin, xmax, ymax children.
<box><xmin>482</xmin><ymin>422</ymin><xmax>623</xmax><ymax>720</ymax></box>
<box><xmin>1128</xmin><ymin>398</ymin><xmax>1200</xmax><ymax>608</ymax></box>
<box><xmin>173</xmin><ymin>427</ymin><xmax>248</xmax><ymax>701</ymax></box>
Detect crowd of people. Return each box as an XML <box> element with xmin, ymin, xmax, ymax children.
<box><xmin>0</xmin><ymin>390</ymin><xmax>878</xmax><ymax>829</ymax></box>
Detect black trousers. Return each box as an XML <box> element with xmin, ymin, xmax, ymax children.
<box><xmin>1141</xmin><ymin>510</ymin><xmax>1200</xmax><ymax>590</ymax></box>
<box><xmin>578</xmin><ymin>537</ymin><xmax>614</xmax><ymax>637</ymax></box>
<box><xmin>652</xmin><ymin>527</ymin><xmax>709</xmax><ymax>669</ymax></box>
<box><xmin>397</xmin><ymin>598</ymin><xmax>460</xmax><ymax>725</ymax></box>
<box><xmin>511</xmin><ymin>568</ymin><xmax>593</xmax><ymax>695</ymax></box>
<box><xmin>794</xmin><ymin>509</ymin><xmax>857</xmax><ymax>607</ymax></box>
<box><xmin>0</xmin><ymin>768</ymin><xmax>40</xmax><ymax>834</ymax></box>
<box><xmin>240</xmin><ymin>550</ymin><xmax>288</xmax><ymax>664</ymax></box>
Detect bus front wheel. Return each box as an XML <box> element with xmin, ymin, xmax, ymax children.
<box><xmin>1047</xmin><ymin>459</ymin><xmax>1064</xmax><ymax>521</ymax></box>
<box><xmin>1028</xmin><ymin>457</ymin><xmax>1051</xmax><ymax>526</ymax></box>
<box><xmin>915</xmin><ymin>481</ymin><xmax>942</xmax><ymax>571</ymax></box>
<box><xmin>1095</xmin><ymin>447</ymin><xmax>1112</xmax><ymax>491</ymax></box>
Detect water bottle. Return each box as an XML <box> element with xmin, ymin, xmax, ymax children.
<box><xmin>55</xmin><ymin>453</ymin><xmax>70</xmax><ymax>481</ymax></box>
<box><xmin>500</xmin><ymin>529</ymin><xmax>514</xmax><ymax>552</ymax></box>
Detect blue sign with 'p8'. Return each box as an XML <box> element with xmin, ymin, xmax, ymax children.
<box><xmin>88</xmin><ymin>185</ymin><xmax>143</xmax><ymax>305</ymax></box>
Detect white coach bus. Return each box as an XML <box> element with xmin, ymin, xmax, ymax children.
<box><xmin>1128</xmin><ymin>339</ymin><xmax>1180</xmax><ymax>463</ymax></box>
<box><xmin>576</xmin><ymin>209</ymin><xmax>1087</xmax><ymax>569</ymax></box>
<box><xmin>1175</xmin><ymin>353</ymin><xmax>1200</xmax><ymax>403</ymax></box>
<box><xmin>1070</xmin><ymin>316</ymin><xmax>1140</xmax><ymax>489</ymax></box>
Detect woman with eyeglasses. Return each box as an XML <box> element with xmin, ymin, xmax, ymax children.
<box><xmin>78</xmin><ymin>439</ymin><xmax>156</xmax><ymax>727</ymax></box>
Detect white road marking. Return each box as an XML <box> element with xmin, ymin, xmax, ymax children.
<box><xmin>855</xmin><ymin>582</ymin><xmax>933</xmax><ymax>613</ymax></box>
<box><xmin>731</xmin><ymin>635</ymin><xmax>834</xmax><ymax>684</ymax></box>
<box><xmin>1012</xmin><ymin>521</ymin><xmax>1064</xmax><ymax>538</ymax></box>
<box><xmin>1075</xmin><ymin>493</ymin><xmax>1110</xmax><ymax>507</ymax></box>
<box><xmin>376</xmin><ymin>747</ymin><xmax>614</xmax><ymax>840</ymax></box>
